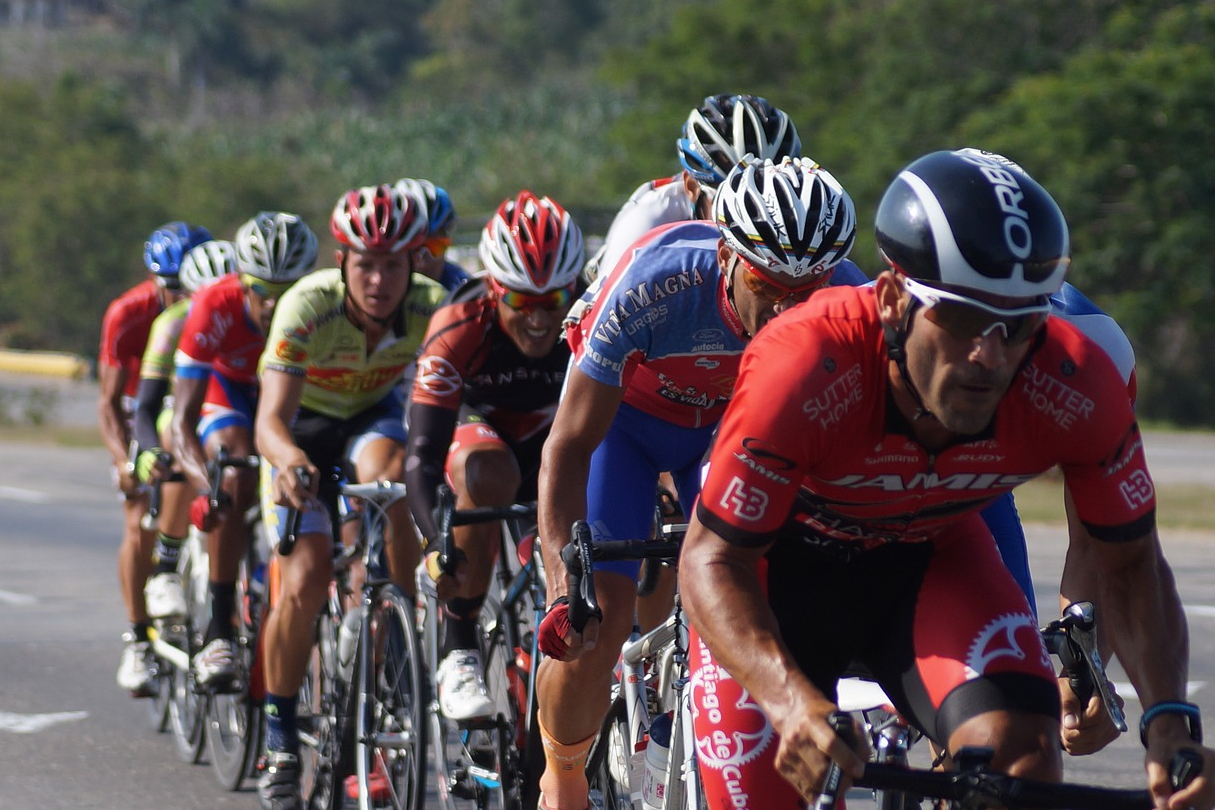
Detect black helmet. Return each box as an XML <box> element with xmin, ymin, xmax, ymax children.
<box><xmin>875</xmin><ymin>148</ymin><xmax>1069</xmax><ymax>300</ymax></box>
<box><xmin>677</xmin><ymin>94</ymin><xmax>801</xmax><ymax>190</ymax></box>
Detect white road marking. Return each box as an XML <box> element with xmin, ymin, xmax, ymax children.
<box><xmin>0</xmin><ymin>589</ymin><xmax>37</xmax><ymax>606</ymax></box>
<box><xmin>1185</xmin><ymin>605</ymin><xmax>1215</xmax><ymax>619</ymax></box>
<box><xmin>1111</xmin><ymin>681</ymin><xmax>1207</xmax><ymax>700</ymax></box>
<box><xmin>0</xmin><ymin>485</ymin><xmax>50</xmax><ymax>503</ymax></box>
<box><xmin>0</xmin><ymin>711</ymin><xmax>89</xmax><ymax>733</ymax></box>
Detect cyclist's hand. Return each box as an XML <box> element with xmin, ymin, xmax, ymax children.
<box><xmin>537</xmin><ymin>596</ymin><xmax>598</xmax><ymax>661</ymax></box>
<box><xmin>423</xmin><ymin>549</ymin><xmax>466</xmax><ymax>602</ymax></box>
<box><xmin>1059</xmin><ymin>675</ymin><xmax>1124</xmax><ymax>756</ymax></box>
<box><xmin>135</xmin><ymin>448</ymin><xmax>170</xmax><ymax>484</ymax></box>
<box><xmin>273</xmin><ymin>461</ymin><xmax>317</xmax><ymax>510</ymax></box>
<box><xmin>1145</xmin><ymin>739</ymin><xmax>1214</xmax><ymax>810</ymax></box>
<box><xmin>116</xmin><ymin>461</ymin><xmax>142</xmax><ymax>496</ymax></box>
<box><xmin>773</xmin><ymin>704</ymin><xmax>867</xmax><ymax>802</ymax></box>
<box><xmin>190</xmin><ymin>491</ymin><xmax>230</xmax><ymax>532</ymax></box>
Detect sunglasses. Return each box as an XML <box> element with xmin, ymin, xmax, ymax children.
<box><xmin>156</xmin><ymin>276</ymin><xmax>184</xmax><ymax>294</ymax></box>
<box><xmin>241</xmin><ymin>274</ymin><xmax>294</xmax><ymax>300</ymax></box>
<box><xmin>489</xmin><ymin>277</ymin><xmax>574</xmax><ymax>313</ymax></box>
<box><xmin>736</xmin><ymin>255</ymin><xmax>828</xmax><ymax>306</ymax></box>
<box><xmin>902</xmin><ymin>276</ymin><xmax>1050</xmax><ymax>345</ymax></box>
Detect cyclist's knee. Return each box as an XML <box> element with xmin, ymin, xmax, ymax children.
<box><xmin>460</xmin><ymin>450</ymin><xmax>520</xmax><ymax>505</ymax></box>
<box><xmin>947</xmin><ymin>710</ymin><xmax>1062</xmax><ymax>780</ymax></box>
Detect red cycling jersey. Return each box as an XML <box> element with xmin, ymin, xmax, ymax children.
<box><xmin>697</xmin><ymin>285</ymin><xmax>1154</xmax><ymax>549</ymax></box>
<box><xmin>98</xmin><ymin>279</ymin><xmax>164</xmax><ymax>399</ymax></box>
<box><xmin>175</xmin><ymin>274</ymin><xmax>265</xmax><ymax>386</ymax></box>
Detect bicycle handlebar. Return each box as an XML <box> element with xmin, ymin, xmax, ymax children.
<box><xmin>817</xmin><ymin>710</ymin><xmax>1201</xmax><ymax>810</ymax></box>
<box><xmin>431</xmin><ymin>483</ymin><xmax>538</xmax><ymax>578</ymax></box>
<box><xmin>561</xmin><ymin>520</ymin><xmax>681</xmax><ymax>633</ymax></box>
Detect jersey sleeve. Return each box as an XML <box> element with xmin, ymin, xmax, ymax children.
<box><xmin>174</xmin><ymin>286</ymin><xmax>224</xmax><ymax>380</ymax></box>
<box><xmin>139</xmin><ymin>302</ymin><xmax>187</xmax><ymax>381</ymax></box>
<box><xmin>411</xmin><ymin>301</ymin><xmax>486</xmax><ymax>410</ymax></box>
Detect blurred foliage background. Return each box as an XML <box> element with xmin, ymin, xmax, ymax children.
<box><xmin>0</xmin><ymin>0</ymin><xmax>1212</xmax><ymax>425</ymax></box>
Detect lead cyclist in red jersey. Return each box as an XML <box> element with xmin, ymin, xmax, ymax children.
<box><xmin>680</xmin><ymin>148</ymin><xmax>1215</xmax><ymax>810</ymax></box>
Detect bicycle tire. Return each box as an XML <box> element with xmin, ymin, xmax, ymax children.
<box><xmin>479</xmin><ymin>596</ymin><xmax>526</xmax><ymax>810</ymax></box>
<box><xmin>300</xmin><ymin>605</ymin><xmax>355</xmax><ymax>810</ymax></box>
<box><xmin>207</xmin><ymin>548</ymin><xmax>264</xmax><ymax>790</ymax></box>
<box><xmin>356</xmin><ymin>584</ymin><xmax>427</xmax><ymax>810</ymax></box>
<box><xmin>585</xmin><ymin>697</ymin><xmax>633</xmax><ymax>810</ymax></box>
<box><xmin>169</xmin><ymin>536</ymin><xmax>208</xmax><ymax>763</ymax></box>
<box><xmin>146</xmin><ymin>635</ymin><xmax>173</xmax><ymax>733</ymax></box>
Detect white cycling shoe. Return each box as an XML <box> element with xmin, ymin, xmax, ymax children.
<box><xmin>437</xmin><ymin>649</ymin><xmax>494</xmax><ymax>721</ymax></box>
<box><xmin>117</xmin><ymin>632</ymin><xmax>154</xmax><ymax>697</ymax></box>
<box><xmin>144</xmin><ymin>572</ymin><xmax>187</xmax><ymax>619</ymax></box>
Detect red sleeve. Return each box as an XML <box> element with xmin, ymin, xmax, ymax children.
<box><xmin>411</xmin><ymin>299</ymin><xmax>490</xmax><ymax>410</ymax></box>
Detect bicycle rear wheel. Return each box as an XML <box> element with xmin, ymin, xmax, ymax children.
<box><xmin>355</xmin><ymin>584</ymin><xmax>427</xmax><ymax>809</ymax></box>
<box><xmin>169</xmin><ymin>536</ymin><xmax>208</xmax><ymax>763</ymax></box>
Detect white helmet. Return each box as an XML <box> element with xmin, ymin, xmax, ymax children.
<box><xmin>179</xmin><ymin>240</ymin><xmax>239</xmax><ymax>293</ymax></box>
<box><xmin>715</xmin><ymin>157</ymin><xmax>857</xmax><ymax>290</ymax></box>
<box><xmin>234</xmin><ymin>211</ymin><xmax>319</xmax><ymax>282</ymax></box>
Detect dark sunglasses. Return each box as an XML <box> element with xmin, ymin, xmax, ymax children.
<box><xmin>490</xmin><ymin>277</ymin><xmax>574</xmax><ymax>313</ymax></box>
<box><xmin>903</xmin><ymin>276</ymin><xmax>1050</xmax><ymax>345</ymax></box>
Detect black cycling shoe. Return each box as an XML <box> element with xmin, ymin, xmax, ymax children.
<box><xmin>258</xmin><ymin>750</ymin><xmax>302</xmax><ymax>810</ymax></box>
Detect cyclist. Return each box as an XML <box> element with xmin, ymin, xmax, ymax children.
<box><xmin>99</xmin><ymin>220</ymin><xmax>211</xmax><ymax>696</ymax></box>
<box><xmin>171</xmin><ymin>213</ymin><xmax>319</xmax><ymax>691</ymax></box>
<box><xmin>254</xmin><ymin>183</ymin><xmax>446</xmax><ymax>809</ymax></box>
<box><xmin>395</xmin><ymin>176</ymin><xmax>472</xmax><ymax>292</ymax></box>
<box><xmin>679</xmin><ymin>148</ymin><xmax>1215</xmax><ymax>810</ymax></box>
<box><xmin>534</xmin><ymin>156</ymin><xmax>860</xmax><ymax>810</ymax></box>
<box><xmin>406</xmin><ymin>190</ymin><xmax>584</xmax><ymax>721</ymax></box>
<box><xmin>131</xmin><ymin>240</ymin><xmax>240</xmax><ymax>618</ymax></box>
<box><xmin>582</xmin><ymin>93</ymin><xmax>801</xmax><ymax>284</ymax></box>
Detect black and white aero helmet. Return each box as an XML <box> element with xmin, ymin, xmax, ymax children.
<box><xmin>875</xmin><ymin>148</ymin><xmax>1070</xmax><ymax>300</ymax></box>
<box><xmin>179</xmin><ymin>240</ymin><xmax>239</xmax><ymax>294</ymax></box>
<box><xmin>715</xmin><ymin>157</ymin><xmax>857</xmax><ymax>290</ymax></box>
<box><xmin>234</xmin><ymin>211</ymin><xmax>319</xmax><ymax>282</ymax></box>
<box><xmin>678</xmin><ymin>94</ymin><xmax>801</xmax><ymax>190</ymax></box>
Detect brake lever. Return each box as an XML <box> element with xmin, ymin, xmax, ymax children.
<box><xmin>1058</xmin><ymin>601</ymin><xmax>1127</xmax><ymax>732</ymax></box>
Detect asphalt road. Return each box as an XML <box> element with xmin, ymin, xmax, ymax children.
<box><xmin>1</xmin><ymin>432</ymin><xmax>1214</xmax><ymax>808</ymax></box>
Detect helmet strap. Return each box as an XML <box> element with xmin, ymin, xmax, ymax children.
<box><xmin>885</xmin><ymin>299</ymin><xmax>935</xmax><ymax>422</ymax></box>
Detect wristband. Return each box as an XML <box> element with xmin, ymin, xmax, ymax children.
<box><xmin>1139</xmin><ymin>701</ymin><xmax>1203</xmax><ymax>747</ymax></box>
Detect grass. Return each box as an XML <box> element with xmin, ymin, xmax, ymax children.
<box><xmin>1007</xmin><ymin>474</ymin><xmax>1215</xmax><ymax>532</ymax></box>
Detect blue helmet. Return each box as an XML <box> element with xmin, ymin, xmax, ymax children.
<box><xmin>144</xmin><ymin>221</ymin><xmax>213</xmax><ymax>282</ymax></box>
<box><xmin>394</xmin><ymin>178</ymin><xmax>457</xmax><ymax>235</ymax></box>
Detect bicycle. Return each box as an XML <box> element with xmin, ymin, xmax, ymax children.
<box><xmin>830</xmin><ymin>600</ymin><xmax>1132</xmax><ymax>810</ymax></box>
<box><xmin>819</xmin><ymin>715</ymin><xmax>1202</xmax><ymax>809</ymax></box>
<box><xmin>203</xmin><ymin>449</ymin><xmax>270</xmax><ymax>791</ymax></box>
<box><xmin>423</xmin><ymin>482</ymin><xmax>544</xmax><ymax>810</ymax></box>
<box><xmin>282</xmin><ymin>475</ymin><xmax>427</xmax><ymax>810</ymax></box>
<box><xmin>562</xmin><ymin>519</ymin><xmax>703</xmax><ymax>810</ymax></box>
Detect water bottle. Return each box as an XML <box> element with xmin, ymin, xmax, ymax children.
<box><xmin>641</xmin><ymin>712</ymin><xmax>672</xmax><ymax>810</ymax></box>
<box><xmin>337</xmin><ymin>606</ymin><xmax>363</xmax><ymax>678</ymax></box>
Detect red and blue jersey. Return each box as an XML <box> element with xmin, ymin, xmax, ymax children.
<box><xmin>175</xmin><ymin>274</ymin><xmax>265</xmax><ymax>386</ymax></box>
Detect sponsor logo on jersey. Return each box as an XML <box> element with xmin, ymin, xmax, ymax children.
<box><xmin>965</xmin><ymin>611</ymin><xmax>1051</xmax><ymax>677</ymax></box>
<box><xmin>1018</xmin><ymin>363</ymin><xmax>1095</xmax><ymax>430</ymax></box>
<box><xmin>1118</xmin><ymin>468</ymin><xmax>1154</xmax><ymax>511</ymax></box>
<box><xmin>802</xmin><ymin>362</ymin><xmax>863</xmax><ymax>428</ymax></box>
<box><xmin>824</xmin><ymin>471</ymin><xmax>1036</xmax><ymax>492</ymax></box>
<box><xmin>591</xmin><ymin>267</ymin><xmax>705</xmax><ymax>346</ymax></box>
<box><xmin>720</xmin><ymin>477</ymin><xmax>768</xmax><ymax>521</ymax></box>
<box><xmin>275</xmin><ymin>339</ymin><xmax>306</xmax><ymax>363</ymax></box>
<box><xmin>416</xmin><ymin>355</ymin><xmax>462</xmax><ymax>397</ymax></box>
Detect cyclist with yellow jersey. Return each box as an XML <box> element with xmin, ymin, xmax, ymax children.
<box><xmin>254</xmin><ymin>183</ymin><xmax>446</xmax><ymax>810</ymax></box>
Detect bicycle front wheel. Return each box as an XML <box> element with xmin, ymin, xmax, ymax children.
<box><xmin>300</xmin><ymin>606</ymin><xmax>354</xmax><ymax>810</ymax></box>
<box><xmin>356</xmin><ymin>584</ymin><xmax>427</xmax><ymax>809</ymax></box>
<box><xmin>585</xmin><ymin>697</ymin><xmax>633</xmax><ymax>810</ymax></box>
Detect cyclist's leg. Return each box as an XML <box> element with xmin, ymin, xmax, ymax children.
<box><xmin>905</xmin><ymin>515</ymin><xmax>1061</xmax><ymax>780</ymax></box>
<box><xmin>146</xmin><ymin>406</ymin><xmax>191</xmax><ymax>613</ymax></box>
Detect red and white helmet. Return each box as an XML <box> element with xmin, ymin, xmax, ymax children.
<box><xmin>330</xmin><ymin>183</ymin><xmax>428</xmax><ymax>254</ymax></box>
<box><xmin>479</xmin><ymin>191</ymin><xmax>584</xmax><ymax>293</ymax></box>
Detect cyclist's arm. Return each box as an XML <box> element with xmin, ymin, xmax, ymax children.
<box><xmin>536</xmin><ymin>366</ymin><xmax>625</xmax><ymax>601</ymax></box>
<box><xmin>1075</xmin><ymin>520</ymin><xmax>1215</xmax><ymax>806</ymax></box>
<box><xmin>254</xmin><ymin>366</ymin><xmax>315</xmax><ymax>509</ymax></box>
<box><xmin>97</xmin><ymin>361</ymin><xmax>132</xmax><ymax>471</ymax></box>
<box><xmin>403</xmin><ymin>400</ymin><xmax>459</xmax><ymax>542</ymax></box>
<box><xmin>680</xmin><ymin>515</ymin><xmax>866</xmax><ymax>796</ymax></box>
<box><xmin>131</xmin><ymin>375</ymin><xmax>169</xmax><ymax>457</ymax></box>
<box><xmin>170</xmin><ymin>373</ymin><xmax>211</xmax><ymax>494</ymax></box>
